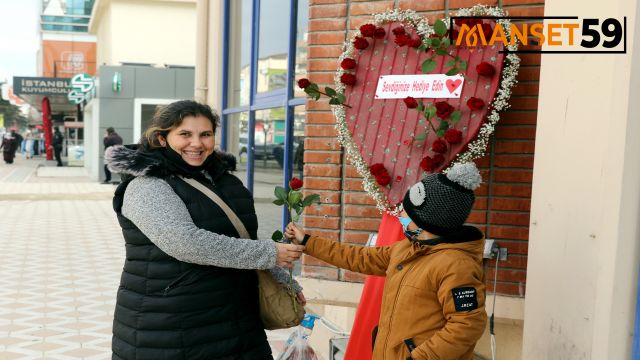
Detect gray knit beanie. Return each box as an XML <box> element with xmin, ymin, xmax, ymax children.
<box><xmin>402</xmin><ymin>162</ymin><xmax>482</xmax><ymax>236</ymax></box>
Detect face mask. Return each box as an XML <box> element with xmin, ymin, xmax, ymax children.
<box><xmin>398</xmin><ymin>216</ymin><xmax>422</xmax><ymax>239</ymax></box>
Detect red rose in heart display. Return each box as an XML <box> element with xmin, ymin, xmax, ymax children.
<box><xmin>431</xmin><ymin>139</ymin><xmax>448</xmax><ymax>154</ymax></box>
<box><xmin>444</xmin><ymin>129</ymin><xmax>463</xmax><ymax>144</ymax></box>
<box><xmin>341</xmin><ymin>58</ymin><xmax>357</xmax><ymax>70</ymax></box>
<box><xmin>467</xmin><ymin>97</ymin><xmax>485</xmax><ymax>111</ymax></box>
<box><xmin>353</xmin><ymin>36</ymin><xmax>369</xmax><ymax>50</ymax></box>
<box><xmin>340</xmin><ymin>73</ymin><xmax>356</xmax><ymax>86</ymax></box>
<box><xmin>434</xmin><ymin>101</ymin><xmax>455</xmax><ymax>119</ymax></box>
<box><xmin>332</xmin><ymin>6</ymin><xmax>520</xmax><ymax>211</ymax></box>
<box><xmin>369</xmin><ymin>163</ymin><xmax>386</xmax><ymax>176</ymax></box>
<box><xmin>403</xmin><ymin>96</ymin><xmax>418</xmax><ymax>109</ymax></box>
<box><xmin>359</xmin><ymin>24</ymin><xmax>377</xmax><ymax>37</ymax></box>
<box><xmin>476</xmin><ymin>62</ymin><xmax>496</xmax><ymax>77</ymax></box>
<box><xmin>373</xmin><ymin>27</ymin><xmax>386</xmax><ymax>39</ymax></box>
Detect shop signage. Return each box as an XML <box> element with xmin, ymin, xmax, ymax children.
<box><xmin>13</xmin><ymin>77</ymin><xmax>71</xmax><ymax>96</ymax></box>
<box><xmin>68</xmin><ymin>73</ymin><xmax>95</xmax><ymax>104</ymax></box>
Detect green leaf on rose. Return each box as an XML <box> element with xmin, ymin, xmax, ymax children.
<box><xmin>446</xmin><ymin>67</ymin><xmax>459</xmax><ymax>76</ymax></box>
<box><xmin>451</xmin><ymin>110</ymin><xmax>461</xmax><ymax>124</ymax></box>
<box><xmin>434</xmin><ymin>20</ymin><xmax>447</xmax><ymax>37</ymax></box>
<box><xmin>436</xmin><ymin>48</ymin><xmax>449</xmax><ymax>56</ymax></box>
<box><xmin>430</xmin><ymin>38</ymin><xmax>441</xmax><ymax>47</ymax></box>
<box><xmin>275</xmin><ymin>186</ymin><xmax>287</xmax><ymax>201</ymax></box>
<box><xmin>325</xmin><ymin>87</ymin><xmax>336</xmax><ymax>96</ymax></box>
<box><xmin>421</xmin><ymin>58</ymin><xmax>437</xmax><ymax>73</ymax></box>
<box><xmin>273</xmin><ymin>199</ymin><xmax>285</xmax><ymax>206</ymax></box>
<box><xmin>445</xmin><ymin>59</ymin><xmax>456</xmax><ymax>67</ymax></box>
<box><xmin>336</xmin><ymin>93</ymin><xmax>346</xmax><ymax>103</ymax></box>
<box><xmin>442</xmin><ymin>37</ymin><xmax>451</xmax><ymax>47</ymax></box>
<box><xmin>272</xmin><ymin>230</ymin><xmax>284</xmax><ymax>241</ymax></box>
<box><xmin>425</xmin><ymin>104</ymin><xmax>436</xmax><ymax>119</ymax></box>
<box><xmin>414</xmin><ymin>132</ymin><xmax>427</xmax><ymax>141</ymax></box>
<box><xmin>436</xmin><ymin>120</ymin><xmax>449</xmax><ymax>137</ymax></box>
<box><xmin>459</xmin><ymin>61</ymin><xmax>468</xmax><ymax>70</ymax></box>
<box><xmin>288</xmin><ymin>191</ymin><xmax>303</xmax><ymax>207</ymax></box>
<box><xmin>329</xmin><ymin>98</ymin><xmax>341</xmax><ymax>105</ymax></box>
<box><xmin>302</xmin><ymin>194</ymin><xmax>321</xmax><ymax>207</ymax></box>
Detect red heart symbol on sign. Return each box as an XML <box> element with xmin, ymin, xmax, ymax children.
<box><xmin>446</xmin><ymin>79</ymin><xmax>463</xmax><ymax>93</ymax></box>
<box><xmin>332</xmin><ymin>7</ymin><xmax>520</xmax><ymax>212</ymax></box>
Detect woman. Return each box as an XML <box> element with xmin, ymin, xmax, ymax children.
<box><xmin>0</xmin><ymin>132</ymin><xmax>17</xmax><ymax>164</ymax></box>
<box><xmin>106</xmin><ymin>100</ymin><xmax>305</xmax><ymax>360</ymax></box>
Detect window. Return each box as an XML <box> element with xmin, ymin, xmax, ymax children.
<box><xmin>222</xmin><ymin>0</ymin><xmax>309</xmax><ymax>233</ymax></box>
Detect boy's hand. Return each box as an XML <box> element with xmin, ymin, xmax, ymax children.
<box><xmin>285</xmin><ymin>222</ymin><xmax>305</xmax><ymax>244</ymax></box>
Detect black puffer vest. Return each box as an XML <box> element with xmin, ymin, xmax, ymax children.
<box><xmin>109</xmin><ymin>146</ymin><xmax>272</xmax><ymax>360</ymax></box>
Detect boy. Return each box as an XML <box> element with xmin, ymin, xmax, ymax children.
<box><xmin>285</xmin><ymin>162</ymin><xmax>487</xmax><ymax>360</ymax></box>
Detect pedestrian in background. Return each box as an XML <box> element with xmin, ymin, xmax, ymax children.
<box><xmin>0</xmin><ymin>132</ymin><xmax>18</xmax><ymax>164</ymax></box>
<box><xmin>51</xmin><ymin>127</ymin><xmax>64</xmax><ymax>166</ymax></box>
<box><xmin>286</xmin><ymin>163</ymin><xmax>487</xmax><ymax>360</ymax></box>
<box><xmin>102</xmin><ymin>127</ymin><xmax>123</xmax><ymax>184</ymax></box>
<box><xmin>105</xmin><ymin>100</ymin><xmax>305</xmax><ymax>360</ymax></box>
<box><xmin>23</xmin><ymin>131</ymin><xmax>34</xmax><ymax>159</ymax></box>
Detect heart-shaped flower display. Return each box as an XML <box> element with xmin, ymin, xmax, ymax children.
<box><xmin>332</xmin><ymin>5</ymin><xmax>520</xmax><ymax>212</ymax></box>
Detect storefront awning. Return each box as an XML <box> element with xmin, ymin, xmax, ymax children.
<box><xmin>13</xmin><ymin>76</ymin><xmax>77</xmax><ymax>113</ymax></box>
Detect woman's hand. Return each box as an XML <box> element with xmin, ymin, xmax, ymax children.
<box><xmin>275</xmin><ymin>243</ymin><xmax>305</xmax><ymax>268</ymax></box>
<box><xmin>296</xmin><ymin>291</ymin><xmax>307</xmax><ymax>306</ymax></box>
<box><xmin>284</xmin><ymin>222</ymin><xmax>305</xmax><ymax>244</ymax></box>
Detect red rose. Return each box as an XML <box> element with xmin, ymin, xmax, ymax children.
<box><xmin>419</xmin><ymin>154</ymin><xmax>444</xmax><ymax>172</ymax></box>
<box><xmin>409</xmin><ymin>37</ymin><xmax>423</xmax><ymax>48</ymax></box>
<box><xmin>396</xmin><ymin>176</ymin><xmax>403</xmax><ymax>182</ymax></box>
<box><xmin>376</xmin><ymin>172</ymin><xmax>391</xmax><ymax>186</ymax></box>
<box><xmin>359</xmin><ymin>23</ymin><xmax>377</xmax><ymax>37</ymax></box>
<box><xmin>353</xmin><ymin>36</ymin><xmax>369</xmax><ymax>50</ymax></box>
<box><xmin>369</xmin><ymin>163</ymin><xmax>386</xmax><ymax>176</ymax></box>
<box><xmin>289</xmin><ymin>177</ymin><xmax>303</xmax><ymax>190</ymax></box>
<box><xmin>340</xmin><ymin>58</ymin><xmax>357</xmax><ymax>70</ymax></box>
<box><xmin>394</xmin><ymin>33</ymin><xmax>411</xmax><ymax>46</ymax></box>
<box><xmin>431</xmin><ymin>139</ymin><xmax>448</xmax><ymax>154</ymax></box>
<box><xmin>481</xmin><ymin>23</ymin><xmax>493</xmax><ymax>39</ymax></box>
<box><xmin>297</xmin><ymin>78</ymin><xmax>311</xmax><ymax>89</ymax></box>
<box><xmin>476</xmin><ymin>62</ymin><xmax>495</xmax><ymax>77</ymax></box>
<box><xmin>340</xmin><ymin>73</ymin><xmax>356</xmax><ymax>86</ymax></box>
<box><xmin>434</xmin><ymin>101</ymin><xmax>455</xmax><ymax>119</ymax></box>
<box><xmin>403</xmin><ymin>96</ymin><xmax>419</xmax><ymax>109</ymax></box>
<box><xmin>374</xmin><ymin>27</ymin><xmax>386</xmax><ymax>39</ymax></box>
<box><xmin>467</xmin><ymin>97</ymin><xmax>485</xmax><ymax>111</ymax></box>
<box><xmin>392</xmin><ymin>26</ymin><xmax>406</xmax><ymax>35</ymax></box>
<box><xmin>444</xmin><ymin>129</ymin><xmax>463</xmax><ymax>144</ymax></box>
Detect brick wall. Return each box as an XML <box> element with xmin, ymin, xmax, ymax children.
<box><xmin>302</xmin><ymin>0</ymin><xmax>543</xmax><ymax>296</ymax></box>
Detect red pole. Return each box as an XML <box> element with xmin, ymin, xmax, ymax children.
<box><xmin>42</xmin><ymin>97</ymin><xmax>53</xmax><ymax>160</ymax></box>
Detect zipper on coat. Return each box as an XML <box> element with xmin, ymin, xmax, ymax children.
<box><xmin>163</xmin><ymin>269</ymin><xmax>196</xmax><ymax>296</ymax></box>
<box><xmin>382</xmin><ymin>262</ymin><xmax>417</xmax><ymax>358</ymax></box>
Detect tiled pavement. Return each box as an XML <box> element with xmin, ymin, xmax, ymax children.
<box><xmin>0</xmin><ymin>156</ymin><xmax>295</xmax><ymax>359</ymax></box>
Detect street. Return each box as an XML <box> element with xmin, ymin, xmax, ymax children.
<box><xmin>0</xmin><ymin>155</ymin><xmax>292</xmax><ymax>359</ymax></box>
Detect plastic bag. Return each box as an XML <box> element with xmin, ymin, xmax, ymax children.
<box><xmin>277</xmin><ymin>315</ymin><xmax>319</xmax><ymax>360</ymax></box>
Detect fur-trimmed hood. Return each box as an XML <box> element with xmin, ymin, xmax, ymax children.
<box><xmin>105</xmin><ymin>145</ymin><xmax>237</xmax><ymax>179</ymax></box>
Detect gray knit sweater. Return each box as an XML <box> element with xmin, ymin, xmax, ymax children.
<box><xmin>122</xmin><ymin>176</ymin><xmax>302</xmax><ymax>293</ymax></box>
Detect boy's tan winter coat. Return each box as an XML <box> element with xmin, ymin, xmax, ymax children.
<box><xmin>304</xmin><ymin>231</ymin><xmax>487</xmax><ymax>360</ymax></box>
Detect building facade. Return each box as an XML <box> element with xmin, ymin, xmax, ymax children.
<box><xmin>202</xmin><ymin>0</ymin><xmax>640</xmax><ymax>359</ymax></box>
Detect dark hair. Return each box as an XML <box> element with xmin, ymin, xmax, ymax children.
<box><xmin>106</xmin><ymin>127</ymin><xmax>115</xmax><ymax>134</ymax></box>
<box><xmin>140</xmin><ymin>100</ymin><xmax>219</xmax><ymax>151</ymax></box>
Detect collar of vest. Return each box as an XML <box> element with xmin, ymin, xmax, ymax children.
<box><xmin>106</xmin><ymin>144</ymin><xmax>236</xmax><ymax>181</ymax></box>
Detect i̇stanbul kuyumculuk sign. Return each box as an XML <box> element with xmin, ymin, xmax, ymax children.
<box><xmin>13</xmin><ymin>77</ymin><xmax>71</xmax><ymax>96</ymax></box>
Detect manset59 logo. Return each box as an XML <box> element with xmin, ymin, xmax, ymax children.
<box><xmin>450</xmin><ymin>16</ymin><xmax>627</xmax><ymax>54</ymax></box>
